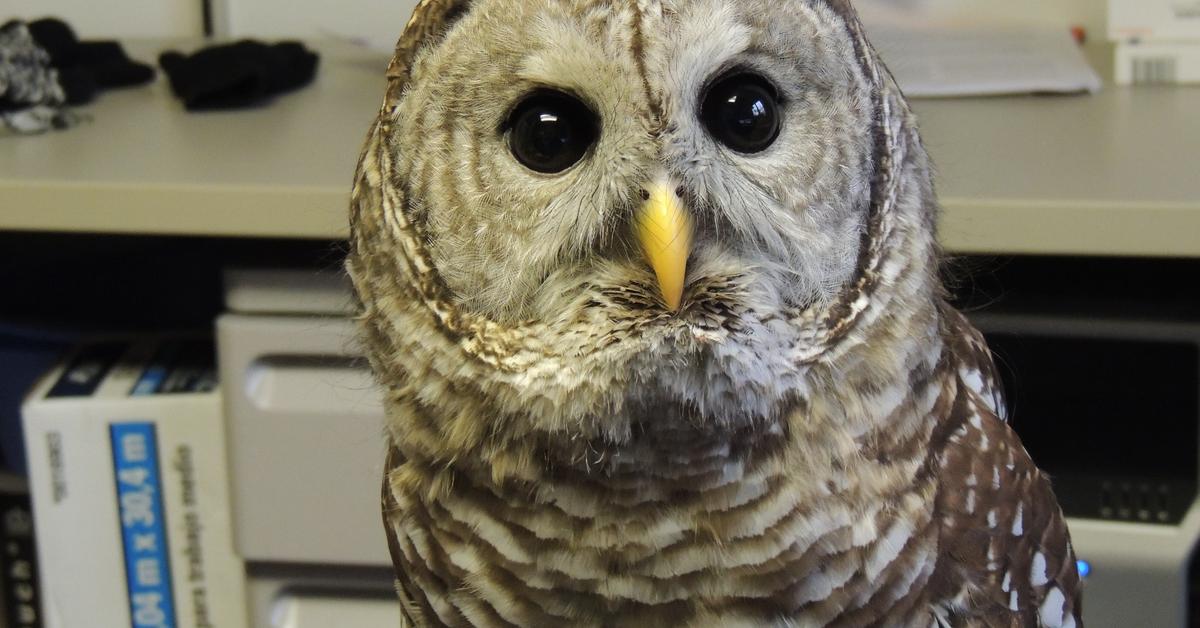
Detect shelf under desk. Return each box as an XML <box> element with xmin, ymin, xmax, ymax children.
<box><xmin>1</xmin><ymin>41</ymin><xmax>1198</xmax><ymax>256</ymax></box>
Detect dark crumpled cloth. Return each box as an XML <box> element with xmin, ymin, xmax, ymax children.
<box><xmin>27</xmin><ymin>17</ymin><xmax>155</xmax><ymax>104</ymax></box>
<box><xmin>159</xmin><ymin>40</ymin><xmax>319</xmax><ymax>111</ymax></box>
<box><xmin>1</xmin><ymin>17</ymin><xmax>155</xmax><ymax>135</ymax></box>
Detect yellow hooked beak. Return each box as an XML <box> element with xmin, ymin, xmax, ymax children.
<box><xmin>634</xmin><ymin>176</ymin><xmax>692</xmax><ymax>312</ymax></box>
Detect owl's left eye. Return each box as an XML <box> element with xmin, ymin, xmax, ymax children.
<box><xmin>506</xmin><ymin>90</ymin><xmax>599</xmax><ymax>174</ymax></box>
<box><xmin>700</xmin><ymin>71</ymin><xmax>782</xmax><ymax>154</ymax></box>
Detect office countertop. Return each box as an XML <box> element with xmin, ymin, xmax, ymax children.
<box><xmin>1</xmin><ymin>41</ymin><xmax>1198</xmax><ymax>256</ymax></box>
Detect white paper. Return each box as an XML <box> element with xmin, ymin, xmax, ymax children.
<box><xmin>862</xmin><ymin>22</ymin><xmax>1102</xmax><ymax>97</ymax></box>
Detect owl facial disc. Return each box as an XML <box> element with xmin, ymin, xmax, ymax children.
<box><xmin>635</xmin><ymin>174</ymin><xmax>692</xmax><ymax>312</ymax></box>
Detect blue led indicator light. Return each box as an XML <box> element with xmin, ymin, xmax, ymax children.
<box><xmin>1076</xmin><ymin>559</ymin><xmax>1091</xmax><ymax>579</ymax></box>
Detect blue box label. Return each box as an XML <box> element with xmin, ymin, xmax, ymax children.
<box><xmin>110</xmin><ymin>423</ymin><xmax>176</xmax><ymax>628</ymax></box>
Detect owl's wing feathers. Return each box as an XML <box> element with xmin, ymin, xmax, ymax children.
<box><xmin>382</xmin><ymin>439</ymin><xmax>406</xmax><ymax>580</ymax></box>
<box><xmin>384</xmin><ymin>438</ymin><xmax>467</xmax><ymax>627</ymax></box>
<box><xmin>940</xmin><ymin>306</ymin><xmax>1007</xmax><ymax>422</ymax></box>
<box><xmin>381</xmin><ymin>440</ymin><xmax>417</xmax><ymax>627</ymax></box>
<box><xmin>927</xmin><ymin>315</ymin><xmax>1083</xmax><ymax>627</ymax></box>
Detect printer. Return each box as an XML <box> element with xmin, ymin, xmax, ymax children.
<box><xmin>219</xmin><ymin>269</ymin><xmax>1200</xmax><ymax>628</ymax></box>
<box><xmin>218</xmin><ymin>269</ymin><xmax>399</xmax><ymax>628</ymax></box>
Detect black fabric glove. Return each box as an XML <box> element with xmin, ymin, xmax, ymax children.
<box><xmin>29</xmin><ymin>17</ymin><xmax>156</xmax><ymax>99</ymax></box>
<box><xmin>26</xmin><ymin>18</ymin><xmax>154</xmax><ymax>103</ymax></box>
<box><xmin>22</xmin><ymin>18</ymin><xmax>76</xmax><ymax>67</ymax></box>
<box><xmin>76</xmin><ymin>41</ymin><xmax>156</xmax><ymax>88</ymax></box>
<box><xmin>158</xmin><ymin>40</ymin><xmax>319</xmax><ymax>111</ymax></box>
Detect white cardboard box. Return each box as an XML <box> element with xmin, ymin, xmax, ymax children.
<box><xmin>1114</xmin><ymin>41</ymin><xmax>1200</xmax><ymax>84</ymax></box>
<box><xmin>22</xmin><ymin>338</ymin><xmax>247</xmax><ymax>628</ymax></box>
<box><xmin>1109</xmin><ymin>0</ymin><xmax>1200</xmax><ymax>43</ymax></box>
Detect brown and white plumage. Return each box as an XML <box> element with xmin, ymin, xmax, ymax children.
<box><xmin>348</xmin><ymin>0</ymin><xmax>1083</xmax><ymax>625</ymax></box>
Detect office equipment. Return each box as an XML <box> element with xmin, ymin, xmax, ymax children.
<box><xmin>1115</xmin><ymin>41</ymin><xmax>1200</xmax><ymax>85</ymax></box>
<box><xmin>219</xmin><ymin>263</ymin><xmax>1200</xmax><ymax>628</ymax></box>
<box><xmin>218</xmin><ymin>269</ymin><xmax>396</xmax><ymax>627</ymax></box>
<box><xmin>0</xmin><ymin>325</ymin><xmax>73</xmax><ymax>474</ymax></box>
<box><xmin>219</xmin><ymin>314</ymin><xmax>383</xmax><ymax>565</ymax></box>
<box><xmin>245</xmin><ymin>567</ymin><xmax>398</xmax><ymax>628</ymax></box>
<box><xmin>22</xmin><ymin>338</ymin><xmax>247</xmax><ymax>628</ymax></box>
<box><xmin>1108</xmin><ymin>0</ymin><xmax>1200</xmax><ymax>85</ymax></box>
<box><xmin>0</xmin><ymin>473</ymin><xmax>40</xmax><ymax>628</ymax></box>
<box><xmin>967</xmin><ymin>308</ymin><xmax>1200</xmax><ymax>628</ymax></box>
<box><xmin>1108</xmin><ymin>0</ymin><xmax>1200</xmax><ymax>42</ymax></box>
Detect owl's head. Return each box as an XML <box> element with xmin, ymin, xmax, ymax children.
<box><xmin>392</xmin><ymin>0</ymin><xmax>877</xmax><ymax>322</ymax></box>
<box><xmin>351</xmin><ymin>0</ymin><xmax>939</xmax><ymax>432</ymax></box>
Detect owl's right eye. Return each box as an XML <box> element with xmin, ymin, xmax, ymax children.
<box><xmin>505</xmin><ymin>90</ymin><xmax>598</xmax><ymax>174</ymax></box>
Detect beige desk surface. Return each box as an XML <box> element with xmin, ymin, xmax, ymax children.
<box><xmin>2</xmin><ymin>42</ymin><xmax>1198</xmax><ymax>256</ymax></box>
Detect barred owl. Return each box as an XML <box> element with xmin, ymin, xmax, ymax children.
<box><xmin>347</xmin><ymin>0</ymin><xmax>1083</xmax><ymax>625</ymax></box>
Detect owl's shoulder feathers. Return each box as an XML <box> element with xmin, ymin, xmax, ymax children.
<box><xmin>926</xmin><ymin>308</ymin><xmax>1083</xmax><ymax>627</ymax></box>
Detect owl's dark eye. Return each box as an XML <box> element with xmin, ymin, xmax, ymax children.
<box><xmin>700</xmin><ymin>72</ymin><xmax>782</xmax><ymax>154</ymax></box>
<box><xmin>506</xmin><ymin>90</ymin><xmax>598</xmax><ymax>174</ymax></box>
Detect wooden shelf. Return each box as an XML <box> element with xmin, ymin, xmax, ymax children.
<box><xmin>2</xmin><ymin>41</ymin><xmax>1198</xmax><ymax>256</ymax></box>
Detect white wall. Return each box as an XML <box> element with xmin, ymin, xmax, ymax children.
<box><xmin>5</xmin><ymin>0</ymin><xmax>1105</xmax><ymax>48</ymax></box>
<box><xmin>4</xmin><ymin>0</ymin><xmax>414</xmax><ymax>50</ymax></box>
<box><xmin>861</xmin><ymin>0</ymin><xmax>1106</xmax><ymax>37</ymax></box>
<box><xmin>212</xmin><ymin>0</ymin><xmax>1106</xmax><ymax>49</ymax></box>
<box><xmin>5</xmin><ymin>0</ymin><xmax>203</xmax><ymax>38</ymax></box>
<box><xmin>213</xmin><ymin>0</ymin><xmax>419</xmax><ymax>50</ymax></box>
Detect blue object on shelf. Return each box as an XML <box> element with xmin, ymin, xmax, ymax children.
<box><xmin>0</xmin><ymin>325</ymin><xmax>76</xmax><ymax>474</ymax></box>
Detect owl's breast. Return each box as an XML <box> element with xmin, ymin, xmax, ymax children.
<box><xmin>384</xmin><ymin>387</ymin><xmax>944</xmax><ymax>626</ymax></box>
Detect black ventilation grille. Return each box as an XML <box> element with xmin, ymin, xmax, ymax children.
<box><xmin>983</xmin><ymin>332</ymin><xmax>1199</xmax><ymax>525</ymax></box>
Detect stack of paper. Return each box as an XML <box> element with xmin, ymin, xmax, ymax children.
<box><xmin>861</xmin><ymin>21</ymin><xmax>1102</xmax><ymax>97</ymax></box>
